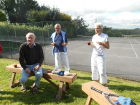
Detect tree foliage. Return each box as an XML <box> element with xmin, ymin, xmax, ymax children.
<box><xmin>0</xmin><ymin>0</ymin><xmax>88</xmax><ymax>36</ymax></box>
<box><xmin>72</xmin><ymin>17</ymin><xmax>88</xmax><ymax>35</ymax></box>
<box><xmin>27</xmin><ymin>8</ymin><xmax>71</xmax><ymax>22</ymax></box>
<box><xmin>0</xmin><ymin>0</ymin><xmax>39</xmax><ymax>23</ymax></box>
<box><xmin>0</xmin><ymin>11</ymin><xmax>7</xmax><ymax>21</ymax></box>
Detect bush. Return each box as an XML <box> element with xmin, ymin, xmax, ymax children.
<box><xmin>0</xmin><ymin>11</ymin><xmax>7</xmax><ymax>21</ymax></box>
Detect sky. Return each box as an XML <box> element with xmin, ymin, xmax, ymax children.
<box><xmin>36</xmin><ymin>0</ymin><xmax>140</xmax><ymax>29</ymax></box>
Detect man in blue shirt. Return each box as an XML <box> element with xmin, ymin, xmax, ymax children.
<box><xmin>51</xmin><ymin>24</ymin><xmax>70</xmax><ymax>76</ymax></box>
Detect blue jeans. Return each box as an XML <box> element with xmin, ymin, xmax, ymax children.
<box><xmin>20</xmin><ymin>64</ymin><xmax>43</xmax><ymax>88</ymax></box>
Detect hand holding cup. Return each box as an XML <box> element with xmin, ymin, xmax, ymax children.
<box><xmin>87</xmin><ymin>42</ymin><xmax>91</xmax><ymax>46</ymax></box>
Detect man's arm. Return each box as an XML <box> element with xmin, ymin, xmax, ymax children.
<box><xmin>97</xmin><ymin>41</ymin><xmax>110</xmax><ymax>49</ymax></box>
<box><xmin>62</xmin><ymin>33</ymin><xmax>68</xmax><ymax>46</ymax></box>
<box><xmin>19</xmin><ymin>44</ymin><xmax>26</xmax><ymax>70</ymax></box>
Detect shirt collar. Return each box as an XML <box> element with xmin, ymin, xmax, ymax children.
<box><xmin>55</xmin><ymin>31</ymin><xmax>62</xmax><ymax>35</ymax></box>
<box><xmin>26</xmin><ymin>43</ymin><xmax>36</xmax><ymax>47</ymax></box>
<box><xmin>96</xmin><ymin>33</ymin><xmax>102</xmax><ymax>36</ymax></box>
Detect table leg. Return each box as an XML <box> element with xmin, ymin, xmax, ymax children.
<box><xmin>85</xmin><ymin>96</ymin><xmax>93</xmax><ymax>105</ymax></box>
<box><xmin>66</xmin><ymin>82</ymin><xmax>70</xmax><ymax>90</ymax></box>
<box><xmin>10</xmin><ymin>72</ymin><xmax>16</xmax><ymax>88</ymax></box>
<box><xmin>56</xmin><ymin>81</ymin><xmax>65</xmax><ymax>100</ymax></box>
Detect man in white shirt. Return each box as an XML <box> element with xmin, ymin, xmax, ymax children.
<box><xmin>88</xmin><ymin>23</ymin><xmax>110</xmax><ymax>86</ymax></box>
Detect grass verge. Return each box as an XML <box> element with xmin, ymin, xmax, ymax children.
<box><xmin>0</xmin><ymin>58</ymin><xmax>140</xmax><ymax>105</ymax></box>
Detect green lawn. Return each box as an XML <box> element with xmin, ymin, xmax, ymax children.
<box><xmin>0</xmin><ymin>58</ymin><xmax>140</xmax><ymax>105</ymax></box>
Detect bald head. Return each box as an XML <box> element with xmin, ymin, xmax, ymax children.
<box><xmin>54</xmin><ymin>24</ymin><xmax>61</xmax><ymax>34</ymax></box>
<box><xmin>54</xmin><ymin>24</ymin><xmax>61</xmax><ymax>28</ymax></box>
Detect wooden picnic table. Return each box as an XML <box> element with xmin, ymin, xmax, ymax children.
<box><xmin>82</xmin><ymin>81</ymin><xmax>117</xmax><ymax>105</ymax></box>
<box><xmin>6</xmin><ymin>64</ymin><xmax>77</xmax><ymax>99</ymax></box>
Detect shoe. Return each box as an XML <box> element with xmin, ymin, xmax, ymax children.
<box><xmin>21</xmin><ymin>85</ymin><xmax>31</xmax><ymax>92</ymax></box>
<box><xmin>102</xmin><ymin>84</ymin><xmax>109</xmax><ymax>88</ymax></box>
<box><xmin>52</xmin><ymin>69</ymin><xmax>61</xmax><ymax>74</ymax></box>
<box><xmin>32</xmin><ymin>86</ymin><xmax>39</xmax><ymax>94</ymax></box>
<box><xmin>21</xmin><ymin>85</ymin><xmax>27</xmax><ymax>92</ymax></box>
<box><xmin>64</xmin><ymin>71</ymin><xmax>70</xmax><ymax>76</ymax></box>
<box><xmin>31</xmin><ymin>83</ymin><xmax>36</xmax><ymax>88</ymax></box>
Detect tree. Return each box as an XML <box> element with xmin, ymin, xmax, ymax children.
<box><xmin>0</xmin><ymin>0</ymin><xmax>39</xmax><ymax>23</ymax></box>
<box><xmin>27</xmin><ymin>7</ymin><xmax>72</xmax><ymax>22</ymax></box>
<box><xmin>72</xmin><ymin>17</ymin><xmax>88</xmax><ymax>35</ymax></box>
<box><xmin>15</xmin><ymin>0</ymin><xmax>39</xmax><ymax>23</ymax></box>
<box><xmin>27</xmin><ymin>10</ymin><xmax>50</xmax><ymax>22</ymax></box>
<box><xmin>0</xmin><ymin>0</ymin><xmax>16</xmax><ymax>23</ymax></box>
<box><xmin>57</xmin><ymin>13</ymin><xmax>71</xmax><ymax>21</ymax></box>
<box><xmin>0</xmin><ymin>11</ymin><xmax>7</xmax><ymax>21</ymax></box>
<box><xmin>39</xmin><ymin>5</ymin><xmax>51</xmax><ymax>11</ymax></box>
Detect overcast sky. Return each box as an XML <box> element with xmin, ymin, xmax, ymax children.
<box><xmin>36</xmin><ymin>0</ymin><xmax>140</xmax><ymax>29</ymax></box>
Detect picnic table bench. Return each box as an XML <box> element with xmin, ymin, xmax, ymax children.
<box><xmin>82</xmin><ymin>81</ymin><xmax>117</xmax><ymax>105</ymax></box>
<box><xmin>6</xmin><ymin>64</ymin><xmax>77</xmax><ymax>99</ymax></box>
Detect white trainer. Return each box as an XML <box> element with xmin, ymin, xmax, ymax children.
<box><xmin>64</xmin><ymin>71</ymin><xmax>70</xmax><ymax>76</ymax></box>
<box><xmin>52</xmin><ymin>69</ymin><xmax>61</xmax><ymax>74</ymax></box>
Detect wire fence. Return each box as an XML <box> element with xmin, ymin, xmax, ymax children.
<box><xmin>0</xmin><ymin>20</ymin><xmax>79</xmax><ymax>58</ymax></box>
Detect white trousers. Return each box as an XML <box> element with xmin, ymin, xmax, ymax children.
<box><xmin>91</xmin><ymin>54</ymin><xmax>107</xmax><ymax>84</ymax></box>
<box><xmin>54</xmin><ymin>52</ymin><xmax>70</xmax><ymax>71</ymax></box>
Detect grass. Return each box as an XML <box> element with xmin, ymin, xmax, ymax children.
<box><xmin>0</xmin><ymin>58</ymin><xmax>140</xmax><ymax>105</ymax></box>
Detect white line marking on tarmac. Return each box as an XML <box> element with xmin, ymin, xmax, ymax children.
<box><xmin>128</xmin><ymin>38</ymin><xmax>138</xmax><ymax>58</ymax></box>
<box><xmin>108</xmin><ymin>55</ymin><xmax>137</xmax><ymax>59</ymax></box>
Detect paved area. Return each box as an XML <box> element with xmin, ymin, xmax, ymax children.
<box><xmin>44</xmin><ymin>37</ymin><xmax>140</xmax><ymax>81</ymax></box>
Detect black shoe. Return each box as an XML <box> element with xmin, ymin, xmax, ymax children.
<box><xmin>32</xmin><ymin>86</ymin><xmax>39</xmax><ymax>94</ymax></box>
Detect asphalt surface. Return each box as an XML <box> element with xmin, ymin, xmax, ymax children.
<box><xmin>43</xmin><ymin>37</ymin><xmax>140</xmax><ymax>81</ymax></box>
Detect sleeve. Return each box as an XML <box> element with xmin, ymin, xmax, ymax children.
<box><xmin>38</xmin><ymin>45</ymin><xmax>44</xmax><ymax>66</ymax></box>
<box><xmin>19</xmin><ymin>44</ymin><xmax>26</xmax><ymax>70</ymax></box>
<box><xmin>105</xmin><ymin>34</ymin><xmax>109</xmax><ymax>42</ymax></box>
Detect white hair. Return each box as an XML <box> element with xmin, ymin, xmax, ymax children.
<box><xmin>54</xmin><ymin>24</ymin><xmax>61</xmax><ymax>28</ymax></box>
<box><xmin>26</xmin><ymin>32</ymin><xmax>36</xmax><ymax>38</ymax></box>
<box><xmin>94</xmin><ymin>23</ymin><xmax>103</xmax><ymax>29</ymax></box>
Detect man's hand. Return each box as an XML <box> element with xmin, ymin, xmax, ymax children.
<box><xmin>87</xmin><ymin>42</ymin><xmax>91</xmax><ymax>45</ymax></box>
<box><xmin>34</xmin><ymin>65</ymin><xmax>40</xmax><ymax>71</ymax></box>
<box><xmin>51</xmin><ymin>42</ymin><xmax>56</xmax><ymax>46</ymax></box>
<box><xmin>25</xmin><ymin>68</ymin><xmax>31</xmax><ymax>73</ymax></box>
<box><xmin>96</xmin><ymin>41</ymin><xmax>110</xmax><ymax>49</ymax></box>
<box><xmin>96</xmin><ymin>42</ymin><xmax>103</xmax><ymax>45</ymax></box>
<box><xmin>87</xmin><ymin>42</ymin><xmax>95</xmax><ymax>47</ymax></box>
<box><xmin>62</xmin><ymin>42</ymin><xmax>67</xmax><ymax>46</ymax></box>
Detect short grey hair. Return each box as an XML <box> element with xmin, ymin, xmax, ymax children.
<box><xmin>54</xmin><ymin>24</ymin><xmax>61</xmax><ymax>28</ymax></box>
<box><xmin>26</xmin><ymin>32</ymin><xmax>36</xmax><ymax>38</ymax></box>
<box><xmin>94</xmin><ymin>23</ymin><xmax>103</xmax><ymax>29</ymax></box>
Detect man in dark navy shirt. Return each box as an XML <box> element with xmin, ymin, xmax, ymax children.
<box><xmin>51</xmin><ymin>24</ymin><xmax>70</xmax><ymax>76</ymax></box>
<box><xmin>19</xmin><ymin>32</ymin><xmax>44</xmax><ymax>92</ymax></box>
